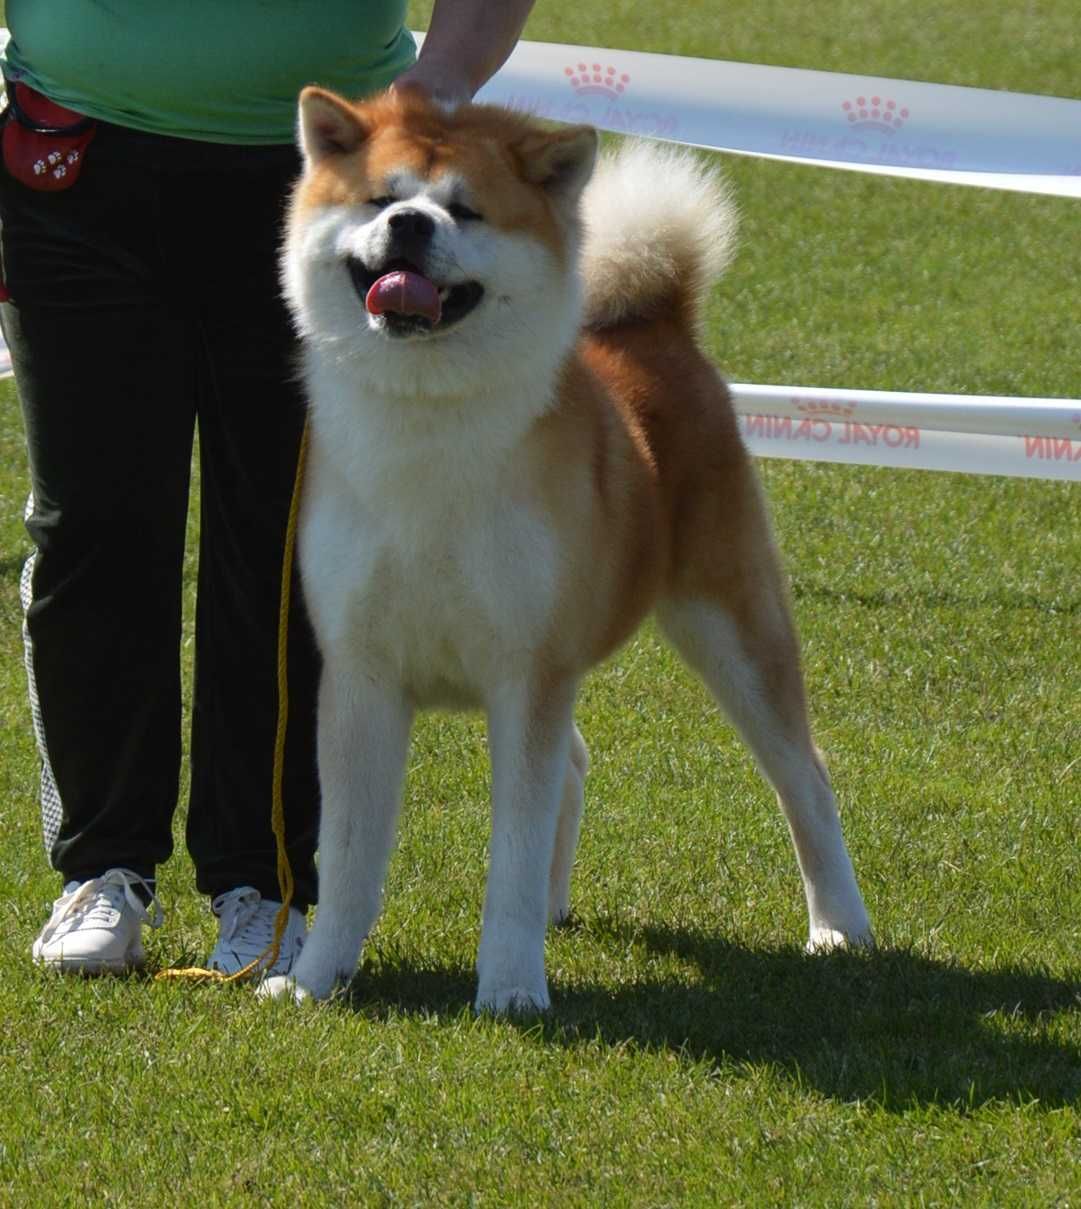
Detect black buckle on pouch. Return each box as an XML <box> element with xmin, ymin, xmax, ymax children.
<box><xmin>3</xmin><ymin>80</ymin><xmax>95</xmax><ymax>136</ymax></box>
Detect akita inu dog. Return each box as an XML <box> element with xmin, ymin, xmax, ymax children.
<box><xmin>264</xmin><ymin>89</ymin><xmax>872</xmax><ymax>1013</ymax></box>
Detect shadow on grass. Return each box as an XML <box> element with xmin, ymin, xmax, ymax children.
<box><xmin>347</xmin><ymin>918</ymin><xmax>1081</xmax><ymax>1111</ymax></box>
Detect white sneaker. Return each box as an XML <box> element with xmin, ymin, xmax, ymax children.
<box><xmin>207</xmin><ymin>886</ymin><xmax>306</xmax><ymax>978</ymax></box>
<box><xmin>31</xmin><ymin>868</ymin><xmax>164</xmax><ymax>974</ymax></box>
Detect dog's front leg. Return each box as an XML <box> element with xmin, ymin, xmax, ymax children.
<box><xmin>262</xmin><ymin>669</ymin><xmax>413</xmax><ymax>1002</ymax></box>
<box><xmin>476</xmin><ymin>679</ymin><xmax>577</xmax><ymax>1014</ymax></box>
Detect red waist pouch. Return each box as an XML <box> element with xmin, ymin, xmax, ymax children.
<box><xmin>2</xmin><ymin>81</ymin><xmax>96</xmax><ymax>191</ymax></box>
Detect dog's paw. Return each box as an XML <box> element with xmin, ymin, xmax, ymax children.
<box><xmin>806</xmin><ymin>925</ymin><xmax>875</xmax><ymax>953</ymax></box>
<box><xmin>474</xmin><ymin>982</ymin><xmax>551</xmax><ymax>1016</ymax></box>
<box><xmin>256</xmin><ymin>974</ymin><xmax>312</xmax><ymax>1004</ymax></box>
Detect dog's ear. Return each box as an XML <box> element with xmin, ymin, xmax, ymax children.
<box><xmin>514</xmin><ymin>125</ymin><xmax>599</xmax><ymax>209</ymax></box>
<box><xmin>297</xmin><ymin>87</ymin><xmax>369</xmax><ymax>163</ymax></box>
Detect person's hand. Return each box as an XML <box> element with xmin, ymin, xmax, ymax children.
<box><xmin>390</xmin><ymin>0</ymin><xmax>537</xmax><ymax>109</ymax></box>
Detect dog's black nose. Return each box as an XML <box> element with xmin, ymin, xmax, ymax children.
<box><xmin>387</xmin><ymin>209</ymin><xmax>434</xmax><ymax>241</ymax></box>
<box><xmin>385</xmin><ymin>208</ymin><xmax>435</xmax><ymax>266</ymax></box>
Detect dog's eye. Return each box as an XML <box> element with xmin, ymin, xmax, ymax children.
<box><xmin>447</xmin><ymin>202</ymin><xmax>483</xmax><ymax>223</ymax></box>
<box><xmin>368</xmin><ymin>196</ymin><xmax>394</xmax><ymax>209</ymax></box>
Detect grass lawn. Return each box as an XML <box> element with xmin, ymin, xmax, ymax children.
<box><xmin>1</xmin><ymin>2</ymin><xmax>1079</xmax><ymax>1204</ymax></box>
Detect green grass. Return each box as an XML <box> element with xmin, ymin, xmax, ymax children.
<box><xmin>2</xmin><ymin>2</ymin><xmax>1080</xmax><ymax>1204</ymax></box>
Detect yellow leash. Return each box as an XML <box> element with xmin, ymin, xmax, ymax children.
<box><xmin>157</xmin><ymin>419</ymin><xmax>310</xmax><ymax>984</ymax></box>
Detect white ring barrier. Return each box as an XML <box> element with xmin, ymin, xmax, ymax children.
<box><xmin>740</xmin><ymin>424</ymin><xmax>1081</xmax><ymax>481</ymax></box>
<box><xmin>729</xmin><ymin>386</ymin><xmax>1081</xmax><ymax>483</ymax></box>
<box><xmin>729</xmin><ymin>385</ymin><xmax>1079</xmax><ymax>441</ymax></box>
<box><xmin>467</xmin><ymin>37</ymin><xmax>1081</xmax><ymax>199</ymax></box>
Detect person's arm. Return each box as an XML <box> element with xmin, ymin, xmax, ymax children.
<box><xmin>392</xmin><ymin>0</ymin><xmax>537</xmax><ymax>105</ymax></box>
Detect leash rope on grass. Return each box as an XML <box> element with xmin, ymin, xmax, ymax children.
<box><xmin>156</xmin><ymin>419</ymin><xmax>310</xmax><ymax>984</ymax></box>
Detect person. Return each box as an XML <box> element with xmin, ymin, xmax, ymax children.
<box><xmin>2</xmin><ymin>0</ymin><xmax>536</xmax><ymax>977</ymax></box>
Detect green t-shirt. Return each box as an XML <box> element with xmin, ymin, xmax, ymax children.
<box><xmin>2</xmin><ymin>1</ymin><xmax>416</xmax><ymax>144</ymax></box>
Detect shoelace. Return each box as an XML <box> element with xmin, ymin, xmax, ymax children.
<box><xmin>38</xmin><ymin>869</ymin><xmax>163</xmax><ymax>946</ymax></box>
<box><xmin>212</xmin><ymin>889</ymin><xmax>283</xmax><ymax>953</ymax></box>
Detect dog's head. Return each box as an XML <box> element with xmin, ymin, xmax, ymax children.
<box><xmin>283</xmin><ymin>88</ymin><xmax>598</xmax><ymax>398</ymax></box>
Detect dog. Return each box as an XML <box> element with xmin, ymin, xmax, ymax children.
<box><xmin>262</xmin><ymin>87</ymin><xmax>872</xmax><ymax>1013</ymax></box>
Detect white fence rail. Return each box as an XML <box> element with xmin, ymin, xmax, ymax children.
<box><xmin>729</xmin><ymin>385</ymin><xmax>1081</xmax><ymax>480</ymax></box>
<box><xmin>471</xmin><ymin>36</ymin><xmax>1081</xmax><ymax>199</ymax></box>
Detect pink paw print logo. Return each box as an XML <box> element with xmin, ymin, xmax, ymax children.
<box><xmin>565</xmin><ymin>63</ymin><xmax>631</xmax><ymax>99</ymax></box>
<box><xmin>842</xmin><ymin>97</ymin><xmax>909</xmax><ymax>133</ymax></box>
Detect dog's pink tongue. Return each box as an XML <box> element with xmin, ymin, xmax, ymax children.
<box><xmin>365</xmin><ymin>270</ymin><xmax>442</xmax><ymax>324</ymax></box>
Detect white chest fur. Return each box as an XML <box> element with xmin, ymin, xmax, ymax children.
<box><xmin>299</xmin><ymin>376</ymin><xmax>560</xmax><ymax>708</ymax></box>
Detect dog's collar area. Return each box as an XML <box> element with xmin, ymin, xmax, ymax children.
<box><xmin>346</xmin><ymin>257</ymin><xmax>484</xmax><ymax>337</ymax></box>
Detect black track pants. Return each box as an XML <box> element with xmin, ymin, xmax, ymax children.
<box><xmin>0</xmin><ymin>120</ymin><xmax>321</xmax><ymax>909</ymax></box>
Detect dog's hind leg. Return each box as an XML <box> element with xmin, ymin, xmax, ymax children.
<box><xmin>476</xmin><ymin>680</ymin><xmax>578</xmax><ymax>1014</ymax></box>
<box><xmin>263</xmin><ymin>671</ymin><xmax>414</xmax><ymax>1002</ymax></box>
<box><xmin>548</xmin><ymin>724</ymin><xmax>589</xmax><ymax>926</ymax></box>
<box><xmin>657</xmin><ymin>594</ymin><xmax>872</xmax><ymax>951</ymax></box>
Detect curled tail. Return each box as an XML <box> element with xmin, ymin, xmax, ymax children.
<box><xmin>579</xmin><ymin>140</ymin><xmax>737</xmax><ymax>329</ymax></box>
